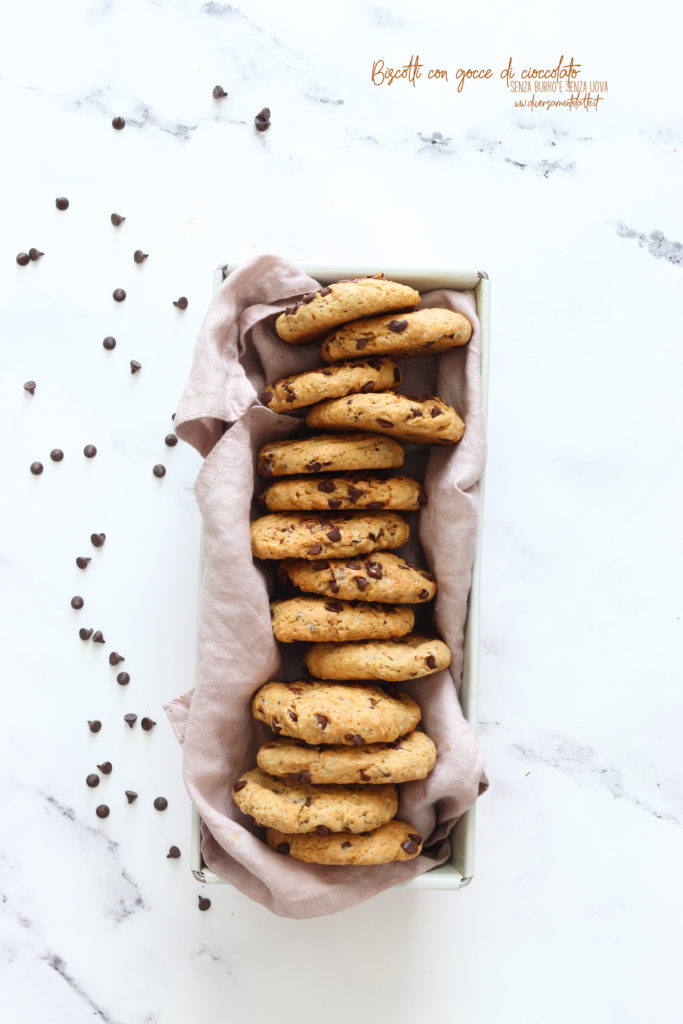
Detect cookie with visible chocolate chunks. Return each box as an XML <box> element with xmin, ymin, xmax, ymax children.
<box><xmin>257</xmin><ymin>433</ymin><xmax>405</xmax><ymax>477</ymax></box>
<box><xmin>279</xmin><ymin>552</ymin><xmax>437</xmax><ymax>604</ymax></box>
<box><xmin>306</xmin><ymin>392</ymin><xmax>465</xmax><ymax>445</ymax></box>
<box><xmin>250</xmin><ymin>510</ymin><xmax>409</xmax><ymax>560</ymax></box>
<box><xmin>251</xmin><ymin>681</ymin><xmax>421</xmax><ymax>745</ymax></box>
<box><xmin>262</xmin><ymin>357</ymin><xmax>401</xmax><ymax>413</ymax></box>
<box><xmin>232</xmin><ymin>767</ymin><xmax>397</xmax><ymax>834</ymax></box>
<box><xmin>274</xmin><ymin>275</ymin><xmax>420</xmax><ymax>344</ymax></box>
<box><xmin>267</xmin><ymin>820</ymin><xmax>424</xmax><ymax>865</ymax></box>
<box><xmin>262</xmin><ymin>473</ymin><xmax>426</xmax><ymax>512</ymax></box>
<box><xmin>270</xmin><ymin>596</ymin><xmax>414</xmax><ymax>643</ymax></box>
<box><xmin>304</xmin><ymin>634</ymin><xmax>452</xmax><ymax>682</ymax></box>
<box><xmin>321</xmin><ymin>307</ymin><xmax>472</xmax><ymax>362</ymax></box>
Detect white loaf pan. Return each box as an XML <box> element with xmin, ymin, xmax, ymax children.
<box><xmin>190</xmin><ymin>263</ymin><xmax>490</xmax><ymax>891</ymax></box>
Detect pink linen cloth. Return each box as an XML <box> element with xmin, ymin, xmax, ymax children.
<box><xmin>164</xmin><ymin>254</ymin><xmax>487</xmax><ymax>918</ymax></box>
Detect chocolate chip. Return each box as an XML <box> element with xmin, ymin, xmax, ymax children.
<box><xmin>425</xmin><ymin>655</ymin><xmax>437</xmax><ymax>669</ymax></box>
<box><xmin>254</xmin><ymin>107</ymin><xmax>271</xmax><ymax>131</ymax></box>
<box><xmin>308</xmin><ymin>543</ymin><xmax>322</xmax><ymax>556</ymax></box>
<box><xmin>360</xmin><ymin>381</ymin><xmax>375</xmax><ymax>393</ymax></box>
<box><xmin>153</xmin><ymin>797</ymin><xmax>168</xmax><ymax>811</ymax></box>
<box><xmin>96</xmin><ymin>804</ymin><xmax>110</xmax><ymax>818</ymax></box>
<box><xmin>83</xmin><ymin>444</ymin><xmax>97</xmax><ymax>458</ymax></box>
<box><xmin>97</xmin><ymin>761</ymin><xmax>112</xmax><ymax>775</ymax></box>
<box><xmin>271</xmin><ymin>719</ymin><xmax>282</xmax><ymax>733</ymax></box>
<box><xmin>133</xmin><ymin>250</ymin><xmax>148</xmax><ymax>264</ymax></box>
<box><xmin>366</xmin><ymin>501</ymin><xmax>384</xmax><ymax>510</ymax></box>
<box><xmin>101</xmin><ymin>336</ymin><xmax>117</xmax><ymax>352</ymax></box>
<box><xmin>301</xmin><ymin>771</ymin><xmax>312</xmax><ymax>785</ymax></box>
<box><xmin>329</xmin><ymin>581</ymin><xmax>339</xmax><ymax>593</ymax></box>
<box><xmin>167</xmin><ymin>846</ymin><xmax>181</xmax><ymax>858</ymax></box>
<box><xmin>117</xmin><ymin>672</ymin><xmax>130</xmax><ymax>686</ymax></box>
<box><xmin>304</xmin><ymin>796</ymin><xmax>312</xmax><ymax>807</ymax></box>
<box><xmin>329</xmin><ymin>498</ymin><xmax>343</xmax><ymax>509</ymax></box>
<box><xmin>286</xmin><ymin>684</ymin><xmax>303</xmax><ymax>694</ymax></box>
<box><xmin>198</xmin><ymin>895</ymin><xmax>212</xmax><ymax>911</ymax></box>
<box><xmin>260</xmin><ymin>460</ymin><xmax>273</xmax><ymax>477</ymax></box>
<box><xmin>321</xmin><ymin>367</ymin><xmax>332</xmax><ymax>376</ymax></box>
<box><xmin>112</xmin><ymin>116</ymin><xmax>125</xmax><ymax>130</ymax></box>
<box><xmin>55</xmin><ymin>197</ymin><xmax>69</xmax><ymax>210</ymax></box>
<box><xmin>347</xmin><ymin>561</ymin><xmax>361</xmax><ymax>569</ymax></box>
<box><xmin>123</xmin><ymin>713</ymin><xmax>137</xmax><ymax>728</ymax></box>
<box><xmin>376</xmin><ymin>418</ymin><xmax>393</xmax><ymax>428</ymax></box>
<box><xmin>153</xmin><ymin>464</ymin><xmax>166</xmax><ymax>477</ymax></box>
<box><xmin>393</xmin><ymin>367</ymin><xmax>401</xmax><ymax>383</ymax></box>
<box><xmin>165</xmin><ymin>433</ymin><xmax>178</xmax><ymax>447</ymax></box>
<box><xmin>319</xmin><ymin>287</ymin><xmax>331</xmax><ymax>296</ymax></box>
<box><xmin>345</xmin><ymin>734</ymin><xmax>364</xmax><ymax>745</ymax></box>
<box><xmin>125</xmin><ymin>790</ymin><xmax>138</xmax><ymax>803</ymax></box>
<box><xmin>355</xmin><ymin>577</ymin><xmax>369</xmax><ymax>590</ymax></box>
<box><xmin>365</xmin><ymin>560</ymin><xmax>383</xmax><ymax>579</ymax></box>
<box><xmin>173</xmin><ymin>296</ymin><xmax>188</xmax><ymax>310</ymax></box>
<box><xmin>317</xmin><ymin>480</ymin><xmax>336</xmax><ymax>493</ymax></box>
<box><xmin>275</xmin><ymin>842</ymin><xmax>290</xmax><ymax>855</ymax></box>
<box><xmin>315</xmin><ymin>825</ymin><xmax>331</xmax><ymax>836</ymax></box>
<box><xmin>408</xmin><ymin>833</ymin><xmax>421</xmax><ymax>843</ymax></box>
<box><xmin>110</xmin><ymin>212</ymin><xmax>125</xmax><ymax>226</ymax></box>
<box><xmin>233</xmin><ymin>778</ymin><xmax>248</xmax><ymax>793</ymax></box>
<box><xmin>71</xmin><ymin>595</ymin><xmax>84</xmax><ymax>609</ymax></box>
<box><xmin>113</xmin><ymin>288</ymin><xmax>127</xmax><ymax>303</ymax></box>
<box><xmin>76</xmin><ymin>556</ymin><xmax>91</xmax><ymax>569</ymax></box>
<box><xmin>47</xmin><ymin>448</ymin><xmax>63</xmax><ymax>463</ymax></box>
<box><xmin>430</xmin><ymin>407</ymin><xmax>444</xmax><ymax>418</ymax></box>
<box><xmin>324</xmin><ymin>601</ymin><xmax>343</xmax><ymax>613</ymax></box>
<box><xmin>410</xmin><ymin>407</ymin><xmax>423</xmax><ymax>418</ymax></box>
<box><xmin>109</xmin><ymin>652</ymin><xmax>124</xmax><ymax>665</ymax></box>
<box><xmin>359</xmin><ymin>770</ymin><xmax>371</xmax><ymax>781</ymax></box>
<box><xmin>402</xmin><ymin>838</ymin><xmax>420</xmax><ymax>854</ymax></box>
<box><xmin>79</xmin><ymin>628</ymin><xmax>93</xmax><ymax>640</ymax></box>
<box><xmin>312</xmin><ymin>559</ymin><xmax>329</xmax><ymax>571</ymax></box>
<box><xmin>29</xmin><ymin>248</ymin><xmax>44</xmax><ymax>261</ymax></box>
<box><xmin>171</xmin><ymin>413</ymin><xmax>176</xmax><ymax>420</ymax></box>
<box><xmin>306</xmin><ymin>461</ymin><xmax>321</xmax><ymax>472</ymax></box>
<box><xmin>287</xmin><ymin>710</ymin><xmax>298</xmax><ymax>722</ymax></box>
<box><xmin>24</xmin><ymin>380</ymin><xmax>36</xmax><ymax>395</ymax></box>
<box><xmin>418</xmin><ymin>589</ymin><xmax>429</xmax><ymax>600</ymax></box>
<box><xmin>326</xmin><ymin>527</ymin><xmax>342</xmax><ymax>542</ymax></box>
<box><xmin>16</xmin><ymin>252</ymin><xmax>30</xmax><ymax>266</ymax></box>
<box><xmin>314</xmin><ymin>714</ymin><xmax>328</xmax><ymax>729</ymax></box>
<box><xmin>130</xmin><ymin>360</ymin><xmax>142</xmax><ymax>373</ymax></box>
<box><xmin>92</xmin><ymin>631</ymin><xmax>105</xmax><ymax>644</ymax></box>
<box><xmin>213</xmin><ymin>84</ymin><xmax>228</xmax><ymax>98</ymax></box>
<box><xmin>341</xmin><ymin>841</ymin><xmax>352</xmax><ymax>849</ymax></box>
<box><xmin>141</xmin><ymin>717</ymin><xmax>156</xmax><ymax>731</ymax></box>
<box><xmin>417</xmin><ymin>490</ymin><xmax>428</xmax><ymax>507</ymax></box>
<box><xmin>88</xmin><ymin>720</ymin><xmax>101</xmax><ymax>732</ymax></box>
<box><xmin>86</xmin><ymin>774</ymin><xmax>100</xmax><ymax>788</ymax></box>
<box><xmin>388</xmin><ymin>319</ymin><xmax>408</xmax><ymax>333</ymax></box>
<box><xmin>355</xmin><ymin>339</ymin><xmax>369</xmax><ymax>350</ymax></box>
<box><xmin>419</xmin><ymin>567</ymin><xmax>436</xmax><ymax>579</ymax></box>
<box><xmin>30</xmin><ymin>462</ymin><xmax>43</xmax><ymax>475</ymax></box>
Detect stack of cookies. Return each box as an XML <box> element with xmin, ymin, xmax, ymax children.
<box><xmin>233</xmin><ymin>274</ymin><xmax>472</xmax><ymax>867</ymax></box>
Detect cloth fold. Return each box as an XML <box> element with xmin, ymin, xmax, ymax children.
<box><xmin>165</xmin><ymin>254</ymin><xmax>487</xmax><ymax>919</ymax></box>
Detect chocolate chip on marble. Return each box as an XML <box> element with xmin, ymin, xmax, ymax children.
<box><xmin>167</xmin><ymin>846</ymin><xmax>181</xmax><ymax>858</ymax></box>
<box><xmin>24</xmin><ymin>380</ymin><xmax>36</xmax><ymax>394</ymax></box>
<box><xmin>83</xmin><ymin>444</ymin><xmax>97</xmax><ymax>458</ymax></box>
<box><xmin>88</xmin><ymin>720</ymin><xmax>101</xmax><ymax>733</ymax></box>
<box><xmin>198</xmin><ymin>896</ymin><xmax>211</xmax><ymax>911</ymax></box>
<box><xmin>360</xmin><ymin>381</ymin><xmax>375</xmax><ymax>393</ymax></box>
<box><xmin>29</xmin><ymin>248</ymin><xmax>44</xmax><ymax>261</ymax></box>
<box><xmin>425</xmin><ymin>655</ymin><xmax>437</xmax><ymax>669</ymax></box>
<box><xmin>30</xmin><ymin>461</ymin><xmax>43</xmax><ymax>475</ymax></box>
<box><xmin>91</xmin><ymin>532</ymin><xmax>106</xmax><ymax>549</ymax></box>
<box><xmin>164</xmin><ymin>433</ymin><xmax>178</xmax><ymax>447</ymax></box>
<box><xmin>112</xmin><ymin>116</ymin><xmax>126</xmax><ymax>130</ymax></box>
<box><xmin>233</xmin><ymin>779</ymin><xmax>247</xmax><ymax>792</ymax></box>
<box><xmin>133</xmin><ymin>250</ymin><xmax>148</xmax><ymax>264</ymax></box>
<box><xmin>402</xmin><ymin>837</ymin><xmax>420</xmax><ymax>854</ymax></box>
<box><xmin>110</xmin><ymin>212</ymin><xmax>126</xmax><ymax>226</ymax></box>
<box><xmin>317</xmin><ymin>480</ymin><xmax>336</xmax><ymax>493</ymax></box>
<box><xmin>213</xmin><ymin>85</ymin><xmax>228</xmax><ymax>98</ymax></box>
<box><xmin>112</xmin><ymin>288</ymin><xmax>126</xmax><ymax>302</ymax></box>
<box><xmin>71</xmin><ymin>595</ymin><xmax>84</xmax><ymax>609</ymax></box>
<box><xmin>109</xmin><ymin>652</ymin><xmax>124</xmax><ymax>665</ymax></box>
<box><xmin>76</xmin><ymin>556</ymin><xmax>91</xmax><ymax>569</ymax></box>
<box><xmin>345</xmin><ymin>734</ymin><xmax>364</xmax><ymax>746</ymax></box>
<box><xmin>153</xmin><ymin>464</ymin><xmax>166</xmax><ymax>477</ymax></box>
<box><xmin>102</xmin><ymin>336</ymin><xmax>116</xmax><ymax>350</ymax></box>
<box><xmin>141</xmin><ymin>717</ymin><xmax>156</xmax><ymax>731</ymax></box>
<box><xmin>55</xmin><ymin>197</ymin><xmax>69</xmax><ymax>210</ymax></box>
<box><xmin>123</xmin><ymin>713</ymin><xmax>137</xmax><ymax>728</ymax></box>
<box><xmin>315</xmin><ymin>825</ymin><xmax>331</xmax><ymax>836</ymax></box>
<box><xmin>326</xmin><ymin>527</ymin><xmax>342</xmax><ymax>542</ymax></box>
<box><xmin>173</xmin><ymin>296</ymin><xmax>188</xmax><ymax>310</ymax></box>
<box><xmin>79</xmin><ymin>628</ymin><xmax>93</xmax><ymax>640</ymax></box>
<box><xmin>355</xmin><ymin>577</ymin><xmax>369</xmax><ymax>591</ymax></box>
<box><xmin>153</xmin><ymin>797</ymin><xmax>168</xmax><ymax>811</ymax></box>
<box><xmin>275</xmin><ymin>842</ymin><xmax>290</xmax><ymax>855</ymax></box>
<box><xmin>341</xmin><ymin>841</ymin><xmax>352</xmax><ymax>849</ymax></box>
<box><xmin>314</xmin><ymin>714</ymin><xmax>328</xmax><ymax>729</ymax></box>
<box><xmin>130</xmin><ymin>360</ymin><xmax>142</xmax><ymax>373</ymax></box>
<box><xmin>96</xmin><ymin>804</ymin><xmax>110</xmax><ymax>818</ymax></box>
<box><xmin>97</xmin><ymin>761</ymin><xmax>112</xmax><ymax>775</ymax></box>
<box><xmin>125</xmin><ymin>790</ymin><xmax>138</xmax><ymax>804</ymax></box>
<box><xmin>92</xmin><ymin>631</ymin><xmax>105</xmax><ymax>644</ymax></box>
<box><xmin>388</xmin><ymin>319</ymin><xmax>408</xmax><ymax>333</ymax></box>
<box><xmin>254</xmin><ymin>107</ymin><xmax>271</xmax><ymax>131</ymax></box>
<box><xmin>16</xmin><ymin>252</ymin><xmax>30</xmax><ymax>266</ymax></box>
<box><xmin>308</xmin><ymin>543</ymin><xmax>322</xmax><ymax>556</ymax></box>
<box><xmin>86</xmin><ymin>774</ymin><xmax>100</xmax><ymax>788</ymax></box>
<box><xmin>117</xmin><ymin>672</ymin><xmax>130</xmax><ymax>686</ymax></box>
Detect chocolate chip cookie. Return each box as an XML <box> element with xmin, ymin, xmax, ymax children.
<box><xmin>274</xmin><ymin>275</ymin><xmax>420</xmax><ymax>344</ymax></box>
<box><xmin>267</xmin><ymin>820</ymin><xmax>424</xmax><ymax>864</ymax></box>
<box><xmin>271</xmin><ymin>596</ymin><xmax>414</xmax><ymax>643</ymax></box>
<box><xmin>232</xmin><ymin>767</ymin><xmax>398</xmax><ymax>834</ymax></box>
<box><xmin>257</xmin><ymin>730</ymin><xmax>437</xmax><ymax>785</ymax></box>
<box><xmin>251</xmin><ymin>681</ymin><xmax>421</xmax><ymax>745</ymax></box>
<box><xmin>304</xmin><ymin>635</ymin><xmax>452</xmax><ymax>681</ymax></box>
<box><xmin>250</xmin><ymin>510</ymin><xmax>410</xmax><ymax>560</ymax></box>
<box><xmin>306</xmin><ymin>392</ymin><xmax>465</xmax><ymax>445</ymax></box>
<box><xmin>262</xmin><ymin>357</ymin><xmax>401</xmax><ymax>413</ymax></box>
<box><xmin>262</xmin><ymin>473</ymin><xmax>426</xmax><ymax>512</ymax></box>
<box><xmin>279</xmin><ymin>553</ymin><xmax>437</xmax><ymax>604</ymax></box>
<box><xmin>258</xmin><ymin>433</ymin><xmax>405</xmax><ymax>477</ymax></box>
<box><xmin>321</xmin><ymin>307</ymin><xmax>472</xmax><ymax>362</ymax></box>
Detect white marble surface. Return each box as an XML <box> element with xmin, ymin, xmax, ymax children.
<box><xmin>2</xmin><ymin>0</ymin><xmax>683</xmax><ymax>1021</ymax></box>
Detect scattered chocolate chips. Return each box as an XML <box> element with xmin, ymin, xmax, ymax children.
<box><xmin>198</xmin><ymin>896</ymin><xmax>211</xmax><ymax>911</ymax></box>
<box><xmin>402</xmin><ymin>837</ymin><xmax>420</xmax><ymax>855</ymax></box>
<box><xmin>24</xmin><ymin>380</ymin><xmax>36</xmax><ymax>395</ymax></box>
<box><xmin>29</xmin><ymin>248</ymin><xmax>44</xmax><ymax>261</ymax></box>
<box><xmin>153</xmin><ymin>464</ymin><xmax>166</xmax><ymax>478</ymax></box>
<box><xmin>164</xmin><ymin>433</ymin><xmax>178</xmax><ymax>447</ymax></box>
<box><xmin>83</xmin><ymin>444</ymin><xmax>97</xmax><ymax>458</ymax></box>
<box><xmin>141</xmin><ymin>717</ymin><xmax>156</xmax><ymax>731</ymax></box>
<box><xmin>110</xmin><ymin>213</ymin><xmax>125</xmax><ymax>226</ymax></box>
<box><xmin>153</xmin><ymin>797</ymin><xmax>168</xmax><ymax>811</ymax></box>
<box><xmin>79</xmin><ymin>628</ymin><xmax>94</xmax><ymax>640</ymax></box>
<box><xmin>125</xmin><ymin>790</ymin><xmax>138</xmax><ymax>804</ymax></box>
<box><xmin>388</xmin><ymin>319</ymin><xmax>408</xmax><ymax>333</ymax></box>
<box><xmin>97</xmin><ymin>761</ymin><xmax>113</xmax><ymax>775</ymax></box>
<box><xmin>130</xmin><ymin>360</ymin><xmax>142</xmax><ymax>374</ymax></box>
<box><xmin>92</xmin><ymin>630</ymin><xmax>105</xmax><ymax>644</ymax></box>
<box><xmin>76</xmin><ymin>556</ymin><xmax>91</xmax><ymax>569</ymax></box>
<box><xmin>315</xmin><ymin>825</ymin><xmax>331</xmax><ymax>836</ymax></box>
<box><xmin>345</xmin><ymin>734</ymin><xmax>364</xmax><ymax>746</ymax></box>
<box><xmin>109</xmin><ymin>652</ymin><xmax>124</xmax><ymax>665</ymax></box>
<box><xmin>213</xmin><ymin>85</ymin><xmax>228</xmax><ymax>98</ymax></box>
<box><xmin>86</xmin><ymin>774</ymin><xmax>100</xmax><ymax>788</ymax></box>
<box><xmin>71</xmin><ymin>595</ymin><xmax>84</xmax><ymax>609</ymax></box>
<box><xmin>117</xmin><ymin>672</ymin><xmax>130</xmax><ymax>686</ymax></box>
<box><xmin>425</xmin><ymin>655</ymin><xmax>437</xmax><ymax>669</ymax></box>
<box><xmin>341</xmin><ymin>841</ymin><xmax>352</xmax><ymax>849</ymax></box>
<box><xmin>112</xmin><ymin>116</ymin><xmax>125</xmax><ymax>130</ymax></box>
<box><xmin>355</xmin><ymin>577</ymin><xmax>369</xmax><ymax>590</ymax></box>
<box><xmin>90</xmin><ymin>533</ymin><xmax>105</xmax><ymax>547</ymax></box>
<box><xmin>317</xmin><ymin>480</ymin><xmax>336</xmax><ymax>493</ymax></box>
<box><xmin>55</xmin><ymin>197</ymin><xmax>69</xmax><ymax>210</ymax></box>
<box><xmin>133</xmin><ymin>250</ymin><xmax>148</xmax><ymax>264</ymax></box>
<box><xmin>102</xmin><ymin>336</ymin><xmax>116</xmax><ymax>350</ymax></box>
<box><xmin>254</xmin><ymin>107</ymin><xmax>271</xmax><ymax>131</ymax></box>
<box><xmin>88</xmin><ymin>720</ymin><xmax>102</xmax><ymax>733</ymax></box>
<box><xmin>16</xmin><ymin>252</ymin><xmax>30</xmax><ymax>266</ymax></box>
<box><xmin>112</xmin><ymin>288</ymin><xmax>126</xmax><ymax>302</ymax></box>
<box><xmin>96</xmin><ymin>804</ymin><xmax>110</xmax><ymax>819</ymax></box>
<box><xmin>167</xmin><ymin>846</ymin><xmax>181</xmax><ymax>858</ymax></box>
<box><xmin>123</xmin><ymin>713</ymin><xmax>137</xmax><ymax>728</ymax></box>
<box><xmin>314</xmin><ymin>714</ymin><xmax>329</xmax><ymax>729</ymax></box>
<box><xmin>49</xmin><ymin>448</ymin><xmax>65</xmax><ymax>463</ymax></box>
<box><xmin>308</xmin><ymin>543</ymin><xmax>323</xmax><ymax>556</ymax></box>
<box><xmin>233</xmin><ymin>779</ymin><xmax>247</xmax><ymax>792</ymax></box>
<box><xmin>326</xmin><ymin>527</ymin><xmax>342</xmax><ymax>542</ymax></box>
<box><xmin>173</xmin><ymin>296</ymin><xmax>188</xmax><ymax>310</ymax></box>
<box><xmin>275</xmin><ymin>842</ymin><xmax>290</xmax><ymax>855</ymax></box>
<box><xmin>30</xmin><ymin>461</ymin><xmax>43</xmax><ymax>475</ymax></box>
